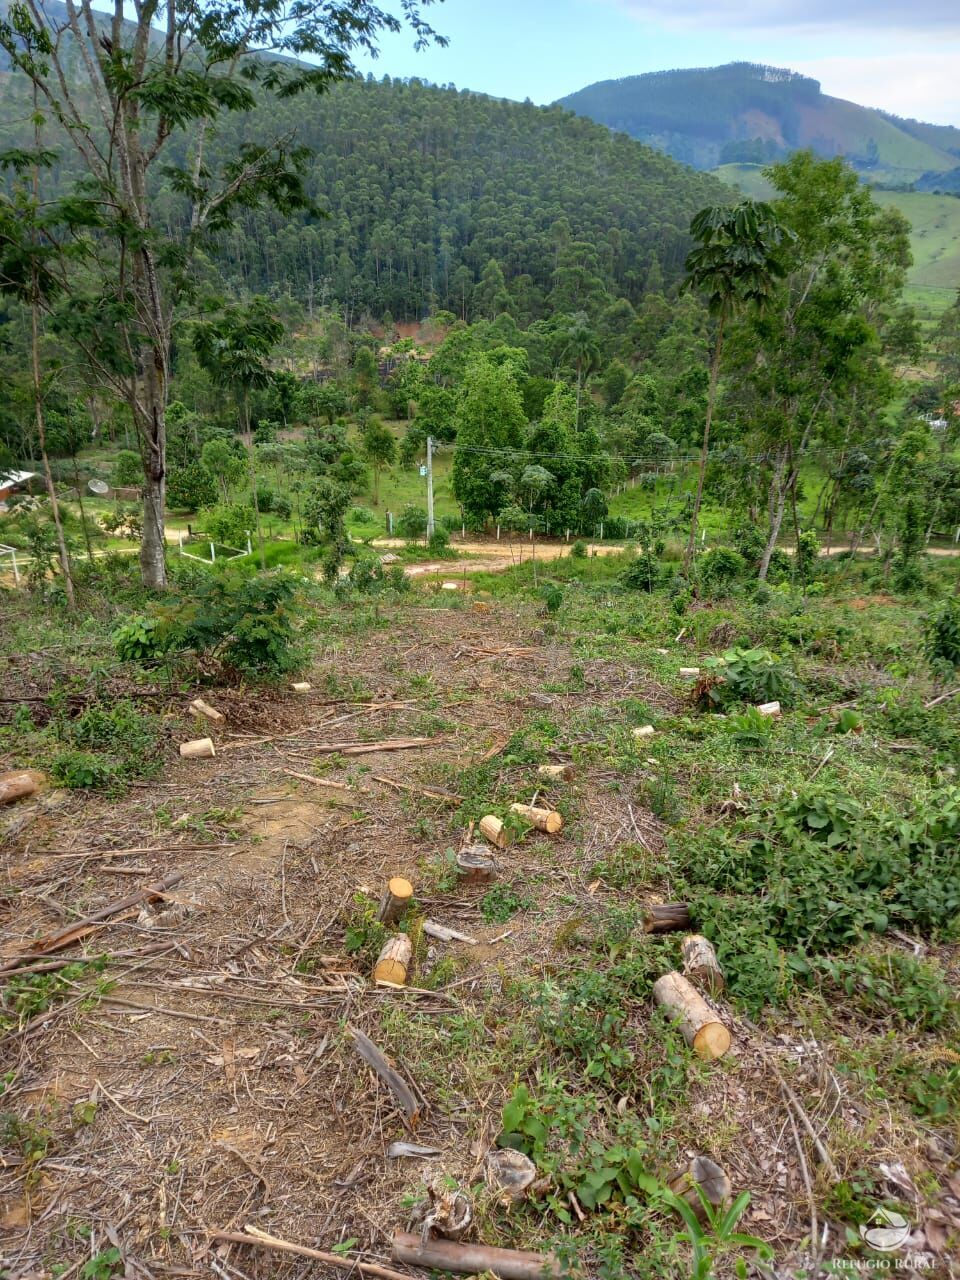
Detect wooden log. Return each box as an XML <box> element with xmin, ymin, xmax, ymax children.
<box><xmin>682</xmin><ymin>935</ymin><xmax>725</xmax><ymax>996</ymax></box>
<box><xmin>642</xmin><ymin>903</ymin><xmax>692</xmax><ymax>934</ymax></box>
<box><xmin>537</xmin><ymin>763</ymin><xmax>575</xmax><ymax>782</ymax></box>
<box><xmin>509</xmin><ymin>803</ymin><xmax>562</xmax><ymax>835</ymax></box>
<box><xmin>422</xmin><ymin>920</ymin><xmax>478</xmax><ymax>945</ymax></box>
<box><xmin>667</xmin><ymin>1155</ymin><xmax>731</xmax><ymax>1222</ymax></box>
<box><xmin>756</xmin><ymin>700</ymin><xmax>781</xmax><ymax>718</ymax></box>
<box><xmin>456</xmin><ymin>845</ymin><xmax>499</xmax><ymax>885</ymax></box>
<box><xmin>378</xmin><ymin>877</ymin><xmax>413</xmax><ymax>925</ymax></box>
<box><xmin>391</xmin><ymin>1234</ymin><xmax>561</xmax><ymax>1280</ymax></box>
<box><xmin>632</xmin><ymin>724</ymin><xmax>655</xmax><ymax>739</ymax></box>
<box><xmin>373</xmin><ymin>934</ymin><xmax>412</xmax><ymax>987</ymax></box>
<box><xmin>678</xmin><ymin>667</ymin><xmax>700</xmax><ymax>679</ymax></box>
<box><xmin>291</xmin><ymin>681</ymin><xmax>311</xmax><ymax>692</ymax></box>
<box><xmin>0</xmin><ymin>769</ymin><xmax>44</xmax><ymax>806</ymax></box>
<box><xmin>188</xmin><ymin>698</ymin><xmax>224</xmax><ymax>723</ymax></box>
<box><xmin>479</xmin><ymin>815</ymin><xmax>508</xmax><ymax>848</ymax></box>
<box><xmin>652</xmin><ymin>971</ymin><xmax>731</xmax><ymax>1060</ymax></box>
<box><xmin>179</xmin><ymin>736</ymin><xmax>215</xmax><ymax>759</ymax></box>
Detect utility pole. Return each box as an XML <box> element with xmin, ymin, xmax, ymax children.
<box><xmin>426</xmin><ymin>435</ymin><xmax>435</xmax><ymax>540</ymax></box>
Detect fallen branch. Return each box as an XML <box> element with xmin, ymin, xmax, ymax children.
<box><xmin>423</xmin><ymin>920</ymin><xmax>478</xmax><ymax>945</ymax></box>
<box><xmin>391</xmin><ymin>1232</ymin><xmax>562</xmax><ymax>1279</ymax></box>
<box><xmin>925</xmin><ymin>687</ymin><xmax>960</xmax><ymax>710</ymax></box>
<box><xmin>282</xmin><ymin>769</ymin><xmax>364</xmax><ymax>793</ymax></box>
<box><xmin>373</xmin><ymin>775</ymin><xmax>463</xmax><ymax>804</ymax></box>
<box><xmin>209</xmin><ymin>1226</ymin><xmax>413</xmax><ymax>1280</ymax></box>
<box><xmin>0</xmin><ymin>871</ymin><xmax>184</xmax><ymax>975</ymax></box>
<box><xmin>349</xmin><ymin>1024</ymin><xmax>422</xmax><ymax>1129</ymax></box>
<box><xmin>227</xmin><ymin>735</ymin><xmax>442</xmax><ymax>756</ymax></box>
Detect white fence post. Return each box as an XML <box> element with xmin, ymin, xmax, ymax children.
<box><xmin>210</xmin><ymin>542</ymin><xmax>216</xmax><ymax>562</ymax></box>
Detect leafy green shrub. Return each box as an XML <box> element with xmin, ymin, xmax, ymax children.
<box><xmin>50</xmin><ymin>750</ymin><xmax>117</xmax><ymax>790</ymax></box>
<box><xmin>112</xmin><ymin>615</ymin><xmax>168</xmax><ymax>662</ymax></box>
<box><xmin>202</xmin><ymin>502</ymin><xmax>255</xmax><ymax>548</ymax></box>
<box><xmin>153</xmin><ymin>570</ymin><xmax>304</xmax><ymax>678</ymax></box>
<box><xmin>540</xmin><ymin>583</ymin><xmax>563</xmax><ymax>614</ymax></box>
<box><xmin>924</xmin><ymin>597</ymin><xmax>960</xmax><ymax>677</ymax></box>
<box><xmin>570</xmin><ymin>539</ymin><xmax>588</xmax><ymax>559</ymax></box>
<box><xmin>397</xmin><ymin>504</ymin><xmax>428</xmax><ymax>539</ymax></box>
<box><xmin>797</xmin><ymin>951</ymin><xmax>956</xmax><ymax>1031</ymax></box>
<box><xmin>795</xmin><ymin>529</ymin><xmax>820</xmax><ymax>576</ymax></box>
<box><xmin>697</xmin><ymin>547</ymin><xmax>745</xmax><ymax>597</ymax></box>
<box><xmin>701</xmin><ymin>646</ymin><xmax>797</xmax><ymax>709</ymax></box>
<box><xmin>428</xmin><ymin>527</ymin><xmax>449</xmax><ymax>552</ymax></box>
<box><xmin>620</xmin><ymin>552</ymin><xmax>659</xmax><ymax>592</ymax></box>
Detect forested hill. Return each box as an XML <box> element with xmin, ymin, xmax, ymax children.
<box><xmin>190</xmin><ymin>76</ymin><xmax>727</xmax><ymax>320</ymax></box>
<box><xmin>558</xmin><ymin>63</ymin><xmax>960</xmax><ymax>189</ymax></box>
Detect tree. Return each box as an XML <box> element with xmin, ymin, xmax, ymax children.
<box><xmin>561</xmin><ymin>312</ymin><xmax>601</xmax><ymax>427</ymax></box>
<box><xmin>361</xmin><ymin>416</ymin><xmax>396</xmax><ymax>505</ymax></box>
<box><xmin>302</xmin><ymin>476</ymin><xmax>352</xmax><ymax>579</ymax></box>
<box><xmin>682</xmin><ymin>199</ymin><xmax>791</xmax><ymax>572</ymax></box>
<box><xmin>200</xmin><ymin>438</ymin><xmax>246</xmax><ymax>501</ymax></box>
<box><xmin>167</xmin><ymin>461</ymin><xmax>218</xmax><ymax>513</ymax></box>
<box><xmin>451</xmin><ymin>355</ymin><xmax>526</xmax><ymax>526</ymax></box>
<box><xmin>353</xmin><ymin>345</ymin><xmax>379</xmax><ymax>410</ymax></box>
<box><xmin>0</xmin><ymin>1</ymin><xmax>444</xmax><ymax>588</ymax></box>
<box><xmin>112</xmin><ymin>451</ymin><xmax>144</xmax><ymax>489</ymax></box>
<box><xmin>193</xmin><ymin>298</ymin><xmax>284</xmax><ymax>568</ymax></box>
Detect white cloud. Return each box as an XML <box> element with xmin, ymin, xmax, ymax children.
<box><xmin>611</xmin><ymin>1</ymin><xmax>960</xmax><ymax>33</ymax></box>
<box><xmin>791</xmin><ymin>53</ymin><xmax>960</xmax><ymax>125</ymax></box>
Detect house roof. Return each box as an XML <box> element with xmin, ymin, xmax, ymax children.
<box><xmin>0</xmin><ymin>470</ymin><xmax>37</xmax><ymax>487</ymax></box>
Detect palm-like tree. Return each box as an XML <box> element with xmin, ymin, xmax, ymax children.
<box><xmin>683</xmin><ymin>201</ymin><xmax>792</xmax><ymax>572</ymax></box>
<box><xmin>562</xmin><ymin>312</ymin><xmax>601</xmax><ymax>428</ymax></box>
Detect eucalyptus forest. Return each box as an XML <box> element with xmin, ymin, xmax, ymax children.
<box><xmin>0</xmin><ymin>4</ymin><xmax>959</xmax><ymax>1280</ymax></box>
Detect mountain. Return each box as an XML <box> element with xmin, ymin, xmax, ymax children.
<box><xmin>558</xmin><ymin>63</ymin><xmax>960</xmax><ymax>190</ymax></box>
<box><xmin>185</xmin><ymin>77</ymin><xmax>729</xmax><ymax>319</ymax></box>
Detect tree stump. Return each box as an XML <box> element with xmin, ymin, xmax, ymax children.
<box><xmin>667</xmin><ymin>1155</ymin><xmax>731</xmax><ymax>1221</ymax></box>
<box><xmin>179</xmin><ymin>737</ymin><xmax>215</xmax><ymax>759</ymax></box>
<box><xmin>373</xmin><ymin>934</ymin><xmax>412</xmax><ymax>987</ymax></box>
<box><xmin>682</xmin><ymin>934</ymin><xmax>724</xmax><ymax>995</ymax></box>
<box><xmin>509</xmin><ymin>803</ymin><xmax>562</xmax><ymax>834</ymax></box>
<box><xmin>456</xmin><ymin>846</ymin><xmax>499</xmax><ymax>886</ymax></box>
<box><xmin>652</xmin><ymin>971</ymin><xmax>730</xmax><ymax>1060</ymax></box>
<box><xmin>378</xmin><ymin>877</ymin><xmax>414</xmax><ymax>925</ymax></box>
<box><xmin>642</xmin><ymin>903</ymin><xmax>691</xmax><ymax>934</ymax></box>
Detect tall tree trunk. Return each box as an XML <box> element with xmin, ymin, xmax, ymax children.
<box><xmin>684</xmin><ymin>303</ymin><xmax>726</xmax><ymax>573</ymax></box>
<box><xmin>31</xmin><ymin>291</ymin><xmax>75</xmax><ymax>608</ymax></box>
<box><xmin>243</xmin><ymin>392</ymin><xmax>266</xmax><ymax>570</ymax></box>
<box><xmin>758</xmin><ymin>448</ymin><xmax>788</xmax><ymax>581</ymax></box>
<box><xmin>29</xmin><ymin>92</ymin><xmax>74</xmax><ymax>608</ymax></box>
<box><xmin>71</xmin><ymin>455</ymin><xmax>94</xmax><ymax>560</ymax></box>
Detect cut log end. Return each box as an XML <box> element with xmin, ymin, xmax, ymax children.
<box><xmin>179</xmin><ymin>737</ymin><xmax>215</xmax><ymax>760</ymax></box>
<box><xmin>479</xmin><ymin>815</ymin><xmax>508</xmax><ymax>848</ymax></box>
<box><xmin>0</xmin><ymin>769</ymin><xmax>46</xmax><ymax>806</ymax></box>
<box><xmin>756</xmin><ymin>700</ymin><xmax>782</xmax><ymax>718</ymax></box>
<box><xmin>291</xmin><ymin>681</ymin><xmax>311</xmax><ymax>693</ymax></box>
<box><xmin>537</xmin><ymin>763</ymin><xmax>575</xmax><ymax>782</ymax></box>
<box><xmin>378</xmin><ymin>877</ymin><xmax>414</xmax><ymax>924</ymax></box>
<box><xmin>509</xmin><ymin>802</ymin><xmax>563</xmax><ymax>835</ymax></box>
<box><xmin>653</xmin><ymin>970</ymin><xmax>730</xmax><ymax>1061</ymax></box>
<box><xmin>373</xmin><ymin>934</ymin><xmax>412</xmax><ymax>987</ymax></box>
<box><xmin>188</xmin><ymin>698</ymin><xmax>224</xmax><ymax>723</ymax></box>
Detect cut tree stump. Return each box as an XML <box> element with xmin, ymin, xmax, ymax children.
<box><xmin>378</xmin><ymin>877</ymin><xmax>414</xmax><ymax>925</ymax></box>
<box><xmin>188</xmin><ymin>698</ymin><xmax>224</xmax><ymax>723</ymax></box>
<box><xmin>667</xmin><ymin>1155</ymin><xmax>731</xmax><ymax>1221</ymax></box>
<box><xmin>374</xmin><ymin>934</ymin><xmax>412</xmax><ymax>987</ymax></box>
<box><xmin>456</xmin><ymin>846</ymin><xmax>499</xmax><ymax>885</ymax></box>
<box><xmin>479</xmin><ymin>815</ymin><xmax>509</xmax><ymax>848</ymax></box>
<box><xmin>682</xmin><ymin>934</ymin><xmax>725</xmax><ymax>996</ymax></box>
<box><xmin>391</xmin><ymin>1234</ymin><xmax>561</xmax><ymax>1280</ymax></box>
<box><xmin>179</xmin><ymin>737</ymin><xmax>215</xmax><ymax>759</ymax></box>
<box><xmin>756</xmin><ymin>700</ymin><xmax>781</xmax><ymax>717</ymax></box>
<box><xmin>652</xmin><ymin>971</ymin><xmax>731</xmax><ymax>1060</ymax></box>
<box><xmin>0</xmin><ymin>770</ymin><xmax>45</xmax><ymax>805</ymax></box>
<box><xmin>509</xmin><ymin>803</ymin><xmax>563</xmax><ymax>834</ymax></box>
<box><xmin>537</xmin><ymin>763</ymin><xmax>575</xmax><ymax>782</ymax></box>
<box><xmin>642</xmin><ymin>903</ymin><xmax>692</xmax><ymax>934</ymax></box>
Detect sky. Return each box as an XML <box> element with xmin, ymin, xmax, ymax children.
<box><xmin>358</xmin><ymin>0</ymin><xmax>960</xmax><ymax>125</ymax></box>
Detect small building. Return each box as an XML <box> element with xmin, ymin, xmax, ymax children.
<box><xmin>0</xmin><ymin>470</ymin><xmax>37</xmax><ymax>503</ymax></box>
